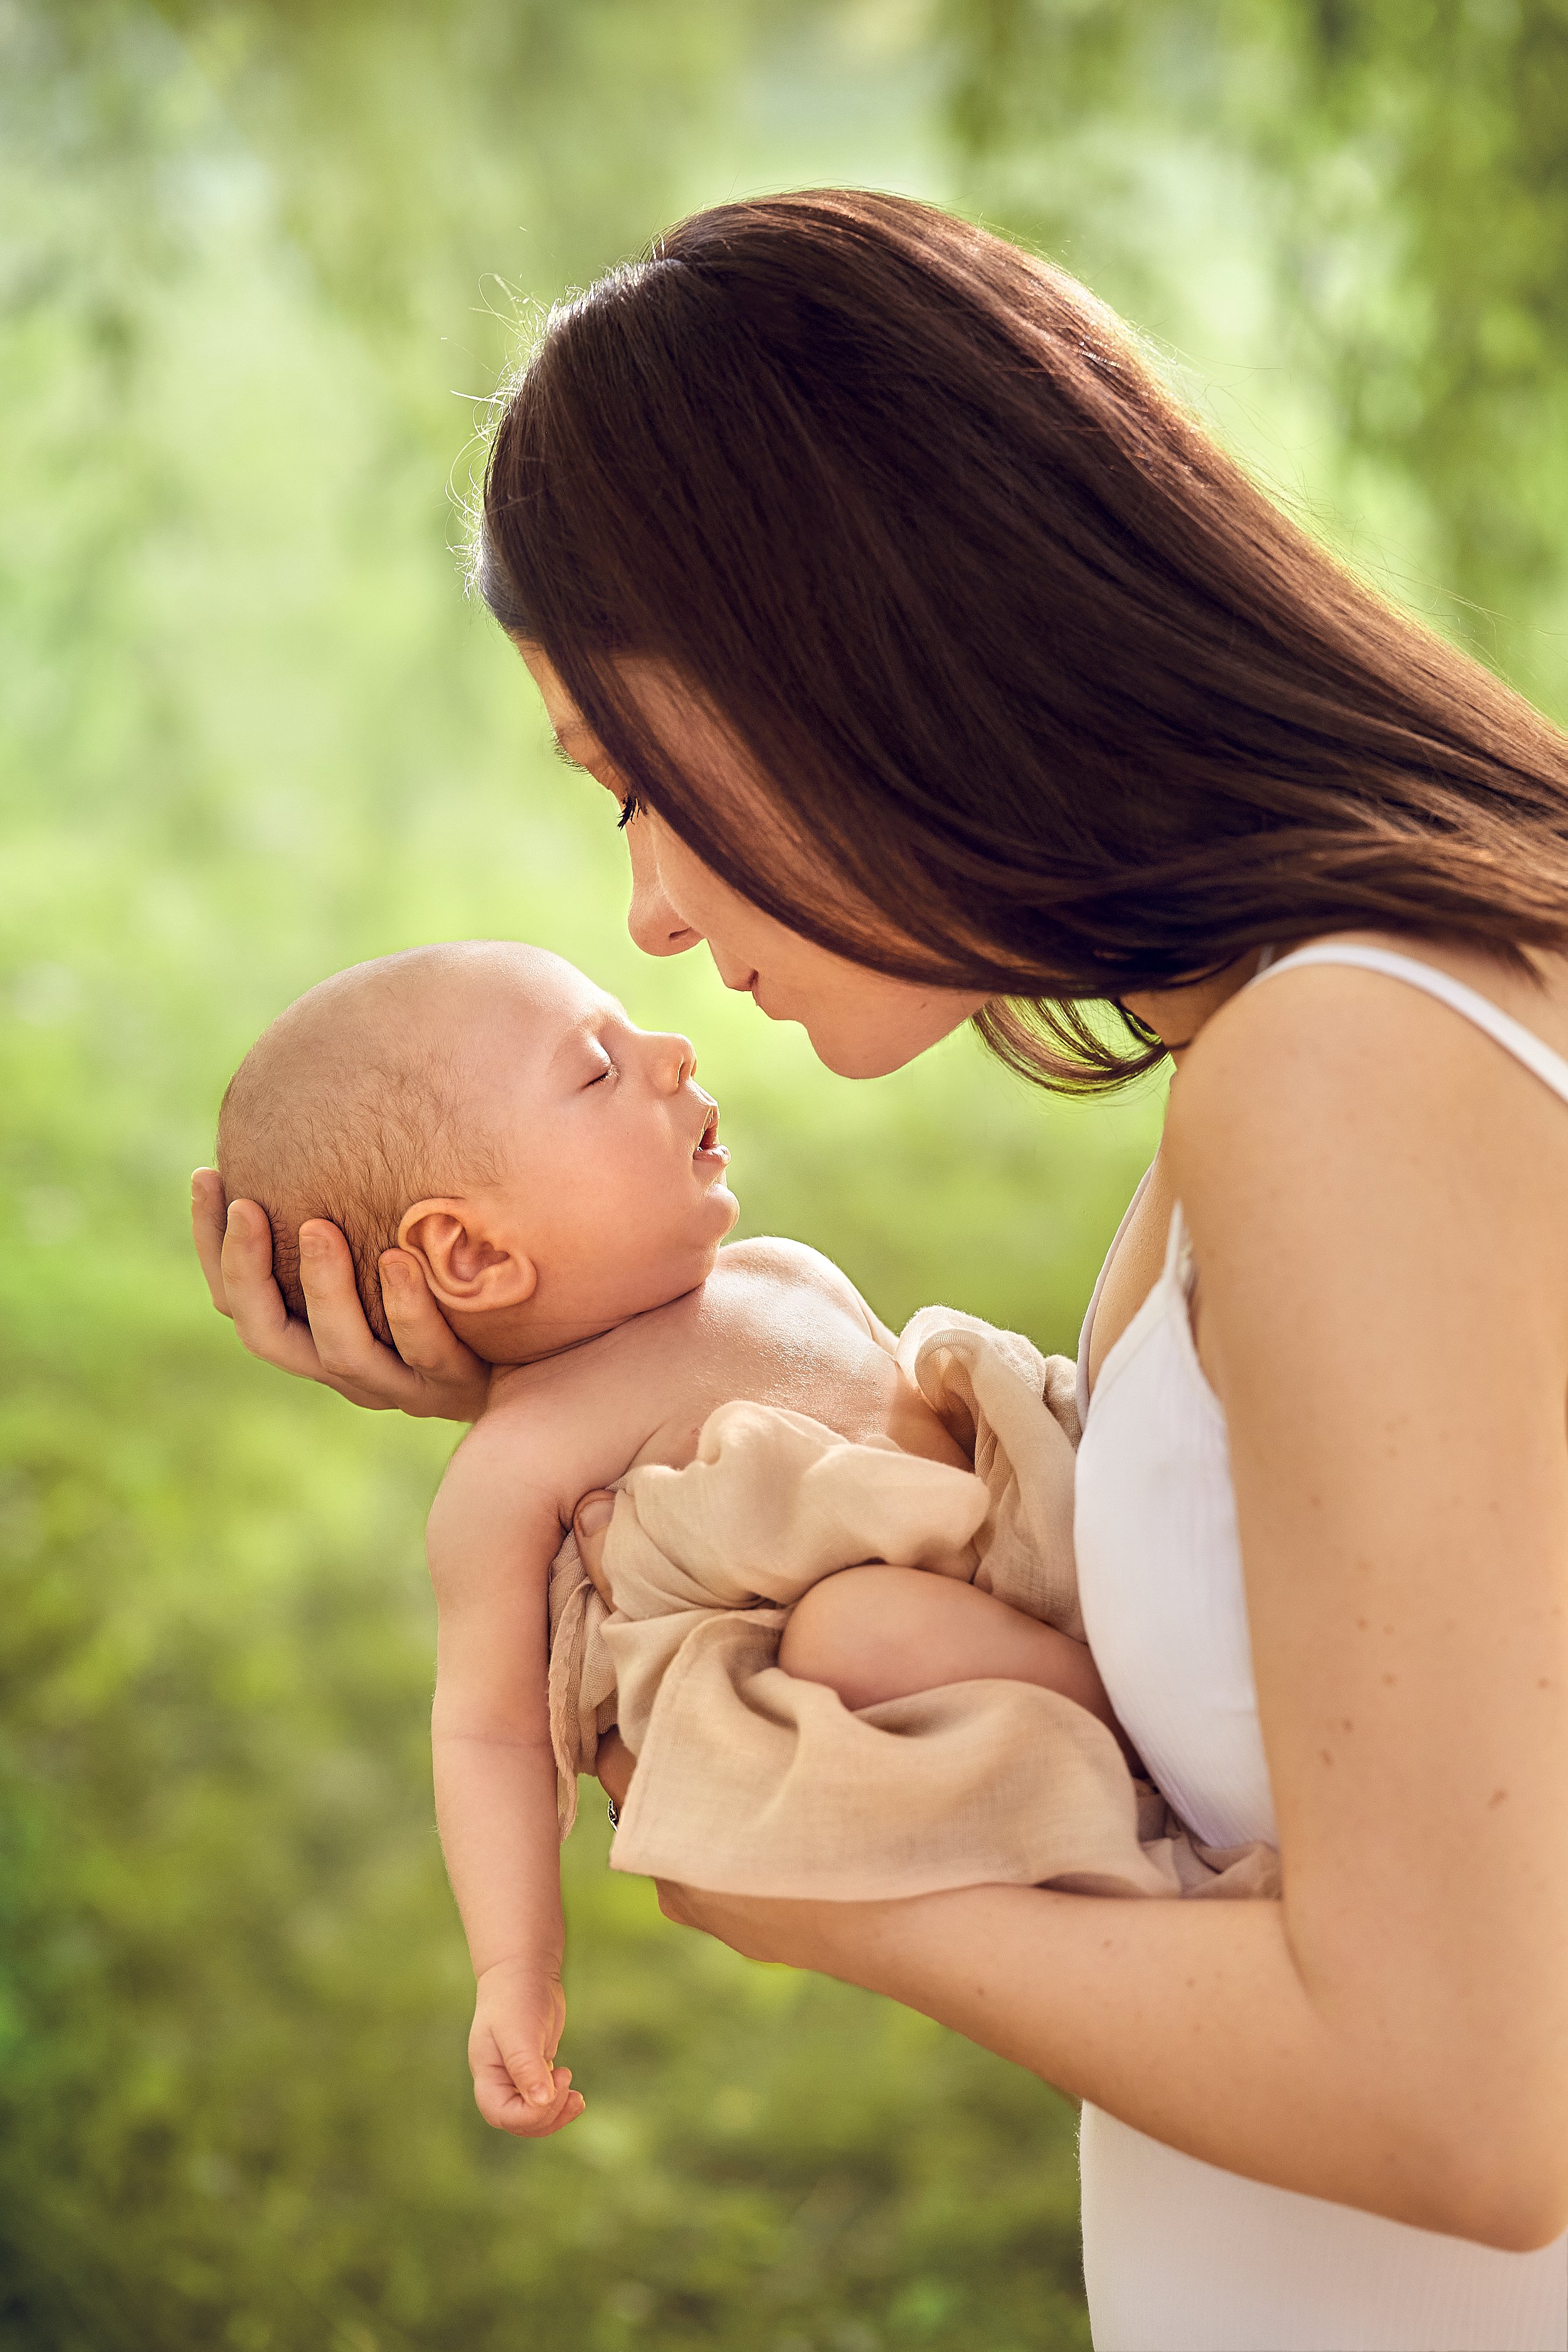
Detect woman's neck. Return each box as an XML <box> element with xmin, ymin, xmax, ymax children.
<box><xmin>1123</xmin><ymin>948</ymin><xmax>1269</xmax><ymax>1067</ymax></box>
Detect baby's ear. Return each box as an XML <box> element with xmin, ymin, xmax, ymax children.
<box><xmin>398</xmin><ymin>1199</ymin><xmax>538</xmax><ymax>1312</ymax></box>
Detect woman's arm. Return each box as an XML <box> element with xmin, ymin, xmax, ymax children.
<box><xmin>591</xmin><ymin>969</ymin><xmax>1568</xmax><ymax>2250</ymax></box>
<box><xmin>191</xmin><ymin>1168</ymin><xmax>488</xmax><ymax>1419</ymax></box>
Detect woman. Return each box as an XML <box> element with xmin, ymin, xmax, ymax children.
<box><xmin>194</xmin><ymin>193</ymin><xmax>1568</xmax><ymax>2349</ymax></box>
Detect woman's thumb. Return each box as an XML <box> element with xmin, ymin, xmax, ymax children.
<box><xmin>574</xmin><ymin>1490</ymin><xmax>616</xmax><ymax>1600</ymax></box>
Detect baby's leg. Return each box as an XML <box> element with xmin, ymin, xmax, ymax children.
<box><xmin>778</xmin><ymin>1565</ymin><xmax>1134</xmax><ymax>1758</ymax></box>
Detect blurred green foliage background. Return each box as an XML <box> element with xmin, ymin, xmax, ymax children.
<box><xmin>4</xmin><ymin>3</ymin><xmax>1567</xmax><ymax>2345</ymax></box>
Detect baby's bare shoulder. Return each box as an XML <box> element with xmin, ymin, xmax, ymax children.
<box><xmin>711</xmin><ymin>1236</ymin><xmax>894</xmax><ymax>1355</ymax></box>
<box><xmin>428</xmin><ymin>1402</ymin><xmax>568</xmax><ymax>1556</ymax></box>
<box><xmin>432</xmin><ymin>1351</ymin><xmax>648</xmax><ymax>1550</ymax></box>
<box><xmin>714</xmin><ymin>1234</ymin><xmax>874</xmax><ymax>1313</ymax></box>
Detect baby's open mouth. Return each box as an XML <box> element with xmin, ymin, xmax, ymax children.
<box><xmin>694</xmin><ymin>1102</ymin><xmax>728</xmax><ymax>1162</ymax></box>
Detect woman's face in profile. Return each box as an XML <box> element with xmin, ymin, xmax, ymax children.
<box><xmin>521</xmin><ymin>647</ymin><xmax>985</xmax><ymax>1080</ymax></box>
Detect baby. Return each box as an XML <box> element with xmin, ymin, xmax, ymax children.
<box><xmin>217</xmin><ymin>941</ymin><xmax>1122</xmax><ymax>2138</ymax></box>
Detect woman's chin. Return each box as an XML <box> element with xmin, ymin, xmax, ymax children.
<box><xmin>807</xmin><ymin>1024</ymin><xmax>943</xmax><ymax>1081</ymax></box>
<box><xmin>770</xmin><ymin>983</ymin><xmax>985</xmax><ymax>1079</ymax></box>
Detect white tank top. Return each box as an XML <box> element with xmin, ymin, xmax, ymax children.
<box><xmin>1072</xmin><ymin>941</ymin><xmax>1568</xmax><ymax>2352</ymax></box>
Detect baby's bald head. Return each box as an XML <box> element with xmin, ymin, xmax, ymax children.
<box><xmin>219</xmin><ymin>940</ymin><xmax>737</xmax><ymax>1369</ymax></box>
<box><xmin>216</xmin><ymin>943</ymin><xmax>548</xmax><ymax>1343</ymax></box>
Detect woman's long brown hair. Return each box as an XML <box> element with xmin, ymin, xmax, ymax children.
<box><xmin>480</xmin><ymin>189</ymin><xmax>1568</xmax><ymax>1090</ymax></box>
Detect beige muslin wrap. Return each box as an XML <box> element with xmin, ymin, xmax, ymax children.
<box><xmin>547</xmin><ymin>1305</ymin><xmax>1278</xmax><ymax>1904</ymax></box>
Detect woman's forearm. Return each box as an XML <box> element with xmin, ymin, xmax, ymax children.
<box><xmin>597</xmin><ymin>1666</ymin><xmax>1562</xmax><ymax>2241</ymax></box>
<box><xmin>712</xmin><ymin>1882</ymin><xmax>1560</xmax><ymax>2251</ymax></box>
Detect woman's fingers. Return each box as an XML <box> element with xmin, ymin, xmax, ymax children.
<box><xmin>196</xmin><ymin>1166</ymin><xmax>480</xmax><ymax>1419</ymax></box>
<box><xmin>649</xmin><ymin>1880</ymin><xmax>844</xmax><ymax>1972</ymax></box>
<box><xmin>216</xmin><ymin>1197</ymin><xmax>389</xmax><ymax>1404</ymax></box>
<box><xmin>221</xmin><ymin>1207</ymin><xmax>393</xmax><ymax>1404</ymax></box>
<box><xmin>191</xmin><ymin>1168</ymin><xmax>232</xmax><ymax>1313</ymax></box>
<box><xmin>595</xmin><ymin>1729</ymin><xmax>635</xmax><ymax>1810</ymax></box>
<box><xmin>378</xmin><ymin>1250</ymin><xmax>491</xmax><ymax>1420</ymax></box>
<box><xmin>292</xmin><ymin>1221</ymin><xmax>440</xmax><ymax>1412</ymax></box>
<box><xmin>199</xmin><ymin>1190</ymin><xmax>485</xmax><ymax>1421</ymax></box>
<box><xmin>573</xmin><ymin>1491</ymin><xmax>615</xmax><ymax>1596</ymax></box>
<box><xmin>656</xmin><ymin>1879</ymin><xmax>699</xmax><ymax>1929</ymax></box>
<box><xmin>299</xmin><ymin>1229</ymin><xmax>489</xmax><ymax>1419</ymax></box>
<box><xmin>295</xmin><ymin>1220</ymin><xmax>376</xmax><ymax>1369</ymax></box>
<box><xmin>220</xmin><ymin>1199</ymin><xmax>332</xmax><ymax>1380</ymax></box>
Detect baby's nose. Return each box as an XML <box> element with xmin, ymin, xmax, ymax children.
<box><xmin>657</xmin><ymin>1030</ymin><xmax>697</xmax><ymax>1087</ymax></box>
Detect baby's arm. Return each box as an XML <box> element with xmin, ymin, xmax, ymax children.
<box><xmin>426</xmin><ymin>1423</ymin><xmax>581</xmax><ymax>2139</ymax></box>
<box><xmin>780</xmin><ymin>1565</ymin><xmax>1138</xmax><ymax>1765</ymax></box>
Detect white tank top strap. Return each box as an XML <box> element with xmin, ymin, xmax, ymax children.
<box><xmin>1163</xmin><ymin>1192</ymin><xmax>1195</xmax><ymax>1296</ymax></box>
<box><xmin>1076</xmin><ymin>1158</ymin><xmax>1158</xmax><ymax>1428</ymax></box>
<box><xmin>1079</xmin><ymin>935</ymin><xmax>1568</xmax><ymax>1424</ymax></box>
<box><xmin>1251</xmin><ymin>939</ymin><xmax>1568</xmax><ymax>1107</ymax></box>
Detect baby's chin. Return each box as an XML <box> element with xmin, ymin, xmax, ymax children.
<box><xmin>711</xmin><ymin>1179</ymin><xmax>741</xmax><ymax>1236</ymax></box>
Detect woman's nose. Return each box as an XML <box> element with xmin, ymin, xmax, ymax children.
<box><xmin>626</xmin><ymin>824</ymin><xmax>702</xmax><ymax>958</ymax></box>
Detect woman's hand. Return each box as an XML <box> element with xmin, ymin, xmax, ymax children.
<box><xmin>591</xmin><ymin>1715</ymin><xmax>850</xmax><ymax>1964</ymax></box>
<box><xmin>191</xmin><ymin>1168</ymin><xmax>490</xmax><ymax>1421</ymax></box>
<box><xmin>651</xmin><ymin>1877</ymin><xmax>863</xmax><ymax>1969</ymax></box>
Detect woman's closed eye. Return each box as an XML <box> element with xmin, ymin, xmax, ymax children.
<box><xmin>617</xmin><ymin>793</ymin><xmax>642</xmax><ymax>830</ymax></box>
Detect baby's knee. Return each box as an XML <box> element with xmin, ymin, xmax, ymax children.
<box><xmin>778</xmin><ymin>1564</ymin><xmax>924</xmax><ymax>1709</ymax></box>
<box><xmin>780</xmin><ymin>1569</ymin><xmax>866</xmax><ymax>1686</ymax></box>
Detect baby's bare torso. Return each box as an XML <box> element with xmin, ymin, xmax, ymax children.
<box><xmin>477</xmin><ymin>1238</ymin><xmax>968</xmax><ymax>1535</ymax></box>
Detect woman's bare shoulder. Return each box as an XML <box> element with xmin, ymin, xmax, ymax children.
<box><xmin>1168</xmin><ymin>932</ymin><xmax>1568</xmax><ymax>1253</ymax></box>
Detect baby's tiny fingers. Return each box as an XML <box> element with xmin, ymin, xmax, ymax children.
<box><xmin>508</xmin><ymin>2053</ymin><xmax>563</xmax><ymax>2108</ymax></box>
<box><xmin>515</xmin><ymin>2088</ymin><xmax>585</xmax><ymax>2140</ymax></box>
<box><xmin>477</xmin><ymin>2066</ymin><xmax>581</xmax><ymax>2139</ymax></box>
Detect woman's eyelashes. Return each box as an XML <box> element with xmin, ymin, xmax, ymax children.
<box><xmin>617</xmin><ymin>792</ymin><xmax>642</xmax><ymax>830</ymax></box>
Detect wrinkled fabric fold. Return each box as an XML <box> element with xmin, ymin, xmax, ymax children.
<box><xmin>547</xmin><ymin>1305</ymin><xmax>1277</xmax><ymax>1903</ymax></box>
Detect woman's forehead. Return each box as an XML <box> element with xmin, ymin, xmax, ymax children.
<box><xmin>521</xmin><ymin>642</ymin><xmax>727</xmax><ymax>763</ymax></box>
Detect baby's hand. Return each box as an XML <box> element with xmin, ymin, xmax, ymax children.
<box><xmin>469</xmin><ymin>1959</ymin><xmax>584</xmax><ymax>2139</ymax></box>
